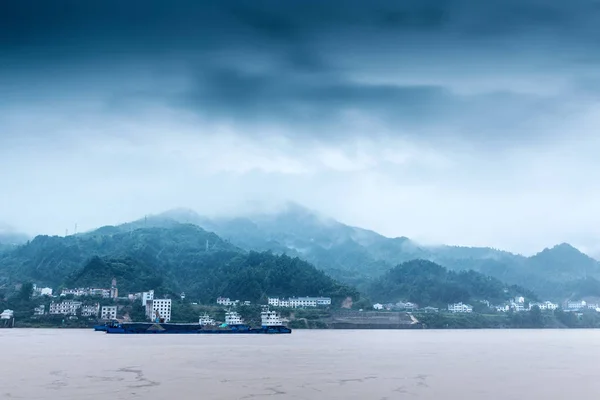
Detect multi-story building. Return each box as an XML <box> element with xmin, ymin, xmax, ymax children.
<box><xmin>101</xmin><ymin>306</ymin><xmax>118</xmax><ymax>320</ymax></box>
<box><xmin>268</xmin><ymin>297</ymin><xmax>280</xmax><ymax>307</ymax></box>
<box><xmin>268</xmin><ymin>297</ymin><xmax>331</xmax><ymax>308</ymax></box>
<box><xmin>141</xmin><ymin>290</ymin><xmax>155</xmax><ymax>306</ymax></box>
<box><xmin>60</xmin><ymin>288</ymin><xmax>110</xmax><ymax>298</ymax></box>
<box><xmin>448</xmin><ymin>302</ymin><xmax>473</xmax><ymax>313</ymax></box>
<box><xmin>33</xmin><ymin>305</ymin><xmax>45</xmax><ymax>315</ymax></box>
<box><xmin>49</xmin><ymin>301</ymin><xmax>82</xmax><ymax>315</ymax></box>
<box><xmin>566</xmin><ymin>300</ymin><xmax>586</xmax><ymax>310</ymax></box>
<box><xmin>145</xmin><ymin>299</ymin><xmax>172</xmax><ymax>322</ymax></box>
<box><xmin>61</xmin><ymin>288</ymin><xmax>87</xmax><ymax>297</ymax></box>
<box><xmin>33</xmin><ymin>285</ymin><xmax>53</xmax><ymax>297</ymax></box>
<box><xmin>217</xmin><ymin>297</ymin><xmax>233</xmax><ymax>306</ymax></box>
<box><xmin>81</xmin><ymin>303</ymin><xmax>100</xmax><ymax>317</ymax></box>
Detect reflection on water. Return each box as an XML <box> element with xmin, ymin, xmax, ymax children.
<box><xmin>2</xmin><ymin>329</ymin><xmax>599</xmax><ymax>399</ymax></box>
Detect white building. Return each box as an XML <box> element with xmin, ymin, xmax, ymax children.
<box><xmin>268</xmin><ymin>297</ymin><xmax>280</xmax><ymax>306</ymax></box>
<box><xmin>81</xmin><ymin>303</ymin><xmax>100</xmax><ymax>317</ymax></box>
<box><xmin>566</xmin><ymin>300</ymin><xmax>586</xmax><ymax>310</ymax></box>
<box><xmin>448</xmin><ymin>302</ymin><xmax>473</xmax><ymax>313</ymax></box>
<box><xmin>511</xmin><ymin>302</ymin><xmax>526</xmax><ymax>312</ymax></box>
<box><xmin>61</xmin><ymin>288</ymin><xmax>87</xmax><ymax>297</ymax></box>
<box><xmin>396</xmin><ymin>301</ymin><xmax>418</xmax><ymax>311</ymax></box>
<box><xmin>1</xmin><ymin>309</ymin><xmax>14</xmax><ymax>319</ymax></box>
<box><xmin>529</xmin><ymin>301</ymin><xmax>558</xmax><ymax>311</ymax></box>
<box><xmin>217</xmin><ymin>297</ymin><xmax>233</xmax><ymax>306</ymax></box>
<box><xmin>34</xmin><ymin>305</ymin><xmax>45</xmax><ymax>315</ymax></box>
<box><xmin>495</xmin><ymin>304</ymin><xmax>510</xmax><ymax>312</ymax></box>
<box><xmin>33</xmin><ymin>286</ymin><xmax>53</xmax><ymax>296</ymax></box>
<box><xmin>515</xmin><ymin>296</ymin><xmax>525</xmax><ymax>304</ymax></box>
<box><xmin>373</xmin><ymin>303</ymin><xmax>384</xmax><ymax>310</ymax></box>
<box><xmin>146</xmin><ymin>299</ymin><xmax>172</xmax><ymax>322</ymax></box>
<box><xmin>141</xmin><ymin>290</ymin><xmax>155</xmax><ymax>306</ymax></box>
<box><xmin>289</xmin><ymin>297</ymin><xmax>331</xmax><ymax>308</ymax></box>
<box><xmin>49</xmin><ymin>301</ymin><xmax>82</xmax><ymax>315</ymax></box>
<box><xmin>101</xmin><ymin>306</ymin><xmax>118</xmax><ymax>320</ymax></box>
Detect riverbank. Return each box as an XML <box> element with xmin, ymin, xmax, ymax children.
<box><xmin>9</xmin><ymin>308</ymin><xmax>600</xmax><ymax>329</ymax></box>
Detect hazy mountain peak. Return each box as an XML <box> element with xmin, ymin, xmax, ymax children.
<box><xmin>158</xmin><ymin>208</ymin><xmax>202</xmax><ymax>222</ymax></box>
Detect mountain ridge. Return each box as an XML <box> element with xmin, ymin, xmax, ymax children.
<box><xmin>145</xmin><ymin>206</ymin><xmax>599</xmax><ymax>299</ymax></box>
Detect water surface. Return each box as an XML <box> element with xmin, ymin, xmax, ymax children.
<box><xmin>1</xmin><ymin>329</ymin><xmax>598</xmax><ymax>399</ymax></box>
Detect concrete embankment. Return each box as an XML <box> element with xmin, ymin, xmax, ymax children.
<box><xmin>327</xmin><ymin>311</ymin><xmax>423</xmax><ymax>329</ymax></box>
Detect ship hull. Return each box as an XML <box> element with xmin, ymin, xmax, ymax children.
<box><xmin>105</xmin><ymin>322</ymin><xmax>291</xmax><ymax>334</ymax></box>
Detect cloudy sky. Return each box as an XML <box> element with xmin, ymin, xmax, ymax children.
<box><xmin>1</xmin><ymin>0</ymin><xmax>600</xmax><ymax>255</ymax></box>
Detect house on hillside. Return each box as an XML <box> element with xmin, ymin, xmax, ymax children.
<box><xmin>448</xmin><ymin>303</ymin><xmax>472</xmax><ymax>313</ymax></box>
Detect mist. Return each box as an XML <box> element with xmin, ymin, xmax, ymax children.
<box><xmin>2</xmin><ymin>0</ymin><xmax>600</xmax><ymax>256</ymax></box>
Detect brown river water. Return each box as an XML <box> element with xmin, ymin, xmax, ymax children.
<box><xmin>1</xmin><ymin>329</ymin><xmax>599</xmax><ymax>399</ymax></box>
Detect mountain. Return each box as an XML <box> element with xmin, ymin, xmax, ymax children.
<box><xmin>368</xmin><ymin>259</ymin><xmax>536</xmax><ymax>307</ymax></box>
<box><xmin>151</xmin><ymin>205</ymin><xmax>600</xmax><ymax>300</ymax></box>
<box><xmin>0</xmin><ymin>223</ymin><xmax>235</xmax><ymax>285</ymax></box>
<box><xmin>0</xmin><ymin>222</ymin><xmax>359</xmax><ymax>304</ymax></box>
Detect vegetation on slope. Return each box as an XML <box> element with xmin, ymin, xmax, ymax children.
<box><xmin>368</xmin><ymin>259</ymin><xmax>536</xmax><ymax>307</ymax></box>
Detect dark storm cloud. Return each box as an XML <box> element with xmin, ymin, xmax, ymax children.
<box><xmin>2</xmin><ymin>0</ymin><xmax>599</xmax><ymax>143</ymax></box>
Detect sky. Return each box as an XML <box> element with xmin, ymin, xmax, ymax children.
<box><xmin>1</xmin><ymin>0</ymin><xmax>600</xmax><ymax>256</ymax></box>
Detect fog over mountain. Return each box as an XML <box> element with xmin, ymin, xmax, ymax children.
<box><xmin>2</xmin><ymin>0</ymin><xmax>600</xmax><ymax>255</ymax></box>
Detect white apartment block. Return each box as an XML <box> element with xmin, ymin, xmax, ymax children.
<box><xmin>217</xmin><ymin>297</ymin><xmax>233</xmax><ymax>306</ymax></box>
<box><xmin>566</xmin><ymin>300</ymin><xmax>586</xmax><ymax>310</ymax></box>
<box><xmin>81</xmin><ymin>303</ymin><xmax>100</xmax><ymax>317</ymax></box>
<box><xmin>448</xmin><ymin>302</ymin><xmax>473</xmax><ymax>313</ymax></box>
<box><xmin>146</xmin><ymin>299</ymin><xmax>172</xmax><ymax>322</ymax></box>
<box><xmin>268</xmin><ymin>296</ymin><xmax>331</xmax><ymax>308</ymax></box>
<box><xmin>529</xmin><ymin>301</ymin><xmax>559</xmax><ymax>311</ymax></box>
<box><xmin>49</xmin><ymin>301</ymin><xmax>82</xmax><ymax>315</ymax></box>
<box><xmin>60</xmin><ymin>288</ymin><xmax>110</xmax><ymax>298</ymax></box>
<box><xmin>141</xmin><ymin>290</ymin><xmax>155</xmax><ymax>306</ymax></box>
<box><xmin>101</xmin><ymin>306</ymin><xmax>118</xmax><ymax>320</ymax></box>
<box><xmin>33</xmin><ymin>286</ymin><xmax>53</xmax><ymax>296</ymax></box>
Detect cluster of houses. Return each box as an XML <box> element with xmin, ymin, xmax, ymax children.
<box><xmin>29</xmin><ymin>277</ymin><xmax>175</xmax><ymax>323</ymax></box>
<box><xmin>59</xmin><ymin>279</ymin><xmax>119</xmax><ymax>299</ymax></box>
<box><xmin>215</xmin><ymin>296</ymin><xmax>333</xmax><ymax>308</ymax></box>
<box><xmin>37</xmin><ymin>289</ymin><xmax>173</xmax><ymax>322</ymax></box>
<box><xmin>371</xmin><ymin>297</ymin><xmax>563</xmax><ymax>314</ymax></box>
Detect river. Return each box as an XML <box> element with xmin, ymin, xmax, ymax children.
<box><xmin>1</xmin><ymin>329</ymin><xmax>598</xmax><ymax>399</ymax></box>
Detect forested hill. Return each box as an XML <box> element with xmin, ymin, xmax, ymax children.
<box><xmin>368</xmin><ymin>260</ymin><xmax>537</xmax><ymax>307</ymax></box>
<box><xmin>0</xmin><ymin>223</ymin><xmax>236</xmax><ymax>285</ymax></box>
<box><xmin>0</xmin><ymin>222</ymin><xmax>359</xmax><ymax>304</ymax></box>
<box><xmin>151</xmin><ymin>206</ymin><xmax>600</xmax><ymax>300</ymax></box>
<box><xmin>67</xmin><ymin>252</ymin><xmax>359</xmax><ymax>304</ymax></box>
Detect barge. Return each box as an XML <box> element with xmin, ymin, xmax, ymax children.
<box><xmin>105</xmin><ymin>309</ymin><xmax>291</xmax><ymax>334</ymax></box>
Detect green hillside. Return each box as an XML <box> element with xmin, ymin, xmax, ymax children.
<box><xmin>0</xmin><ymin>222</ymin><xmax>359</xmax><ymax>305</ymax></box>
<box><xmin>161</xmin><ymin>205</ymin><xmax>600</xmax><ymax>300</ymax></box>
<box><xmin>368</xmin><ymin>259</ymin><xmax>537</xmax><ymax>307</ymax></box>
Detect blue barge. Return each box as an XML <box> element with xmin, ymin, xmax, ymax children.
<box><xmin>104</xmin><ymin>309</ymin><xmax>291</xmax><ymax>334</ymax></box>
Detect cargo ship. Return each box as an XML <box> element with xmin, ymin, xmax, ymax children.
<box><xmin>104</xmin><ymin>309</ymin><xmax>291</xmax><ymax>334</ymax></box>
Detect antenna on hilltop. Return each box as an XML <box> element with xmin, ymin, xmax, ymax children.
<box><xmin>74</xmin><ymin>223</ymin><xmax>77</xmax><ymax>235</ymax></box>
<box><xmin>65</xmin><ymin>229</ymin><xmax>69</xmax><ymax>236</ymax></box>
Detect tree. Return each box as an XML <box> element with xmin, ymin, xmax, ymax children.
<box><xmin>529</xmin><ymin>305</ymin><xmax>543</xmax><ymax>327</ymax></box>
<box><xmin>19</xmin><ymin>282</ymin><xmax>33</xmax><ymax>301</ymax></box>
